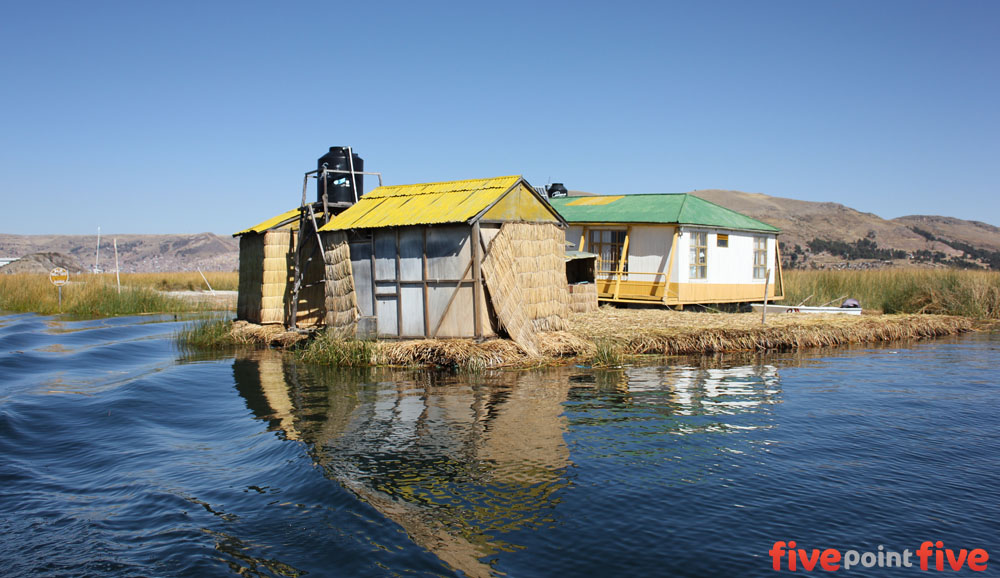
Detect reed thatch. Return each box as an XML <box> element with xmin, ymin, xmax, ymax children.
<box><xmin>263</xmin><ymin>229</ymin><xmax>295</xmax><ymax>324</ymax></box>
<box><xmin>323</xmin><ymin>231</ymin><xmax>359</xmax><ymax>335</ymax></box>
<box><xmin>567</xmin><ymin>283</ymin><xmax>598</xmax><ymax>313</ymax></box>
<box><xmin>236</xmin><ymin>234</ymin><xmax>263</xmax><ymax>322</ymax></box>
<box><xmin>289</xmin><ymin>226</ymin><xmax>326</xmax><ymax>328</ymax></box>
<box><xmin>481</xmin><ymin>223</ymin><xmax>570</xmax><ymax>355</ymax></box>
<box><xmin>237</xmin><ymin>229</ymin><xmax>296</xmax><ymax>324</ymax></box>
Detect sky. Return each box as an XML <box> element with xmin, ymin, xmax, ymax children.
<box><xmin>1</xmin><ymin>0</ymin><xmax>998</xmax><ymax>236</ymax></box>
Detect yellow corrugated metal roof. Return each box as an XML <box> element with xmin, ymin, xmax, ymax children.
<box><xmin>320</xmin><ymin>176</ymin><xmax>523</xmax><ymax>231</ymax></box>
<box><xmin>233</xmin><ymin>207</ymin><xmax>311</xmax><ymax>236</ymax></box>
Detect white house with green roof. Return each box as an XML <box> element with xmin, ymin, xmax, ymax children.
<box><xmin>548</xmin><ymin>193</ymin><xmax>784</xmax><ymax>306</ymax></box>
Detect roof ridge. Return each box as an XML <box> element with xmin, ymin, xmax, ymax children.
<box><xmin>682</xmin><ymin>193</ymin><xmax>778</xmax><ymax>230</ymax></box>
<box><xmin>377</xmin><ymin>175</ymin><xmax>520</xmax><ymax>189</ymax></box>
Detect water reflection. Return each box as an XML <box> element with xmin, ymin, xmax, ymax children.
<box><xmin>231</xmin><ymin>352</ymin><xmax>783</xmax><ymax>577</ymax></box>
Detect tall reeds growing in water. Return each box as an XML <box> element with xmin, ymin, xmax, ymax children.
<box><xmin>783</xmin><ymin>269</ymin><xmax>1000</xmax><ymax>319</ymax></box>
<box><xmin>0</xmin><ymin>274</ymin><xmax>206</xmax><ymax>316</ymax></box>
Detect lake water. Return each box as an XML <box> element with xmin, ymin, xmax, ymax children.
<box><xmin>1</xmin><ymin>312</ymin><xmax>997</xmax><ymax>577</ymax></box>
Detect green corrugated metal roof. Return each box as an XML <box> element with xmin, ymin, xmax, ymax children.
<box><xmin>549</xmin><ymin>193</ymin><xmax>780</xmax><ymax>233</ymax></box>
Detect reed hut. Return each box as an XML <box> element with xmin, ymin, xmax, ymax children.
<box><xmin>318</xmin><ymin>175</ymin><xmax>569</xmax><ymax>353</ymax></box>
<box><xmin>234</xmin><ymin>208</ymin><xmax>326</xmax><ymax>327</ymax></box>
<box><xmin>549</xmin><ymin>194</ymin><xmax>784</xmax><ymax>307</ymax></box>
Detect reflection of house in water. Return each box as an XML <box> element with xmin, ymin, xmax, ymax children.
<box><xmin>231</xmin><ymin>354</ymin><xmax>784</xmax><ymax>576</ymax></box>
<box><xmin>232</xmin><ymin>351</ymin><xmax>574</xmax><ymax>578</ymax></box>
<box><xmin>623</xmin><ymin>364</ymin><xmax>780</xmax><ymax>416</ymax></box>
<box><xmin>567</xmin><ymin>363</ymin><xmax>781</xmax><ymax>439</ymax></box>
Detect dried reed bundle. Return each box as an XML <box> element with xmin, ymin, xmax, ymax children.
<box><xmin>231</xmin><ymin>320</ymin><xmax>307</xmax><ymax>347</ymax></box>
<box><xmin>567</xmin><ymin>283</ymin><xmax>598</xmax><ymax>313</ymax></box>
<box><xmin>323</xmin><ymin>231</ymin><xmax>359</xmax><ymax>334</ymax></box>
<box><xmin>480</xmin><ymin>223</ymin><xmax>571</xmax><ymax>355</ymax></box>
<box><xmin>380</xmin><ymin>338</ymin><xmax>529</xmax><ymax>369</ymax></box>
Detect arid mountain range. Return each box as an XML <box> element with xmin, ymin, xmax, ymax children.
<box><xmin>0</xmin><ymin>233</ymin><xmax>238</xmax><ymax>273</ymax></box>
<box><xmin>1</xmin><ymin>191</ymin><xmax>997</xmax><ymax>272</ymax></box>
<box><xmin>690</xmin><ymin>190</ymin><xmax>998</xmax><ymax>252</ymax></box>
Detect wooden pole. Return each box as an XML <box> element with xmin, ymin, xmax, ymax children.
<box><xmin>471</xmin><ymin>222</ymin><xmax>483</xmax><ymax>339</ymax></box>
<box><xmin>114</xmin><ymin>238</ymin><xmax>121</xmax><ymax>294</ymax></box>
<box><xmin>761</xmin><ymin>268</ymin><xmax>771</xmax><ymax>324</ymax></box>
<box><xmin>662</xmin><ymin>228</ymin><xmax>679</xmax><ymax>305</ymax></box>
<box><xmin>422</xmin><ymin>228</ymin><xmax>429</xmax><ymax>337</ymax></box>
<box><xmin>612</xmin><ymin>227</ymin><xmax>631</xmax><ymax>301</ymax></box>
<box><xmin>198</xmin><ymin>267</ymin><xmax>215</xmax><ymax>295</ymax></box>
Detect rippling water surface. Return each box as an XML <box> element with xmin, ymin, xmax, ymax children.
<box><xmin>1</xmin><ymin>312</ymin><xmax>998</xmax><ymax>577</ymax></box>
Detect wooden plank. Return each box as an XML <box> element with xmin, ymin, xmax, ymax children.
<box><xmin>579</xmin><ymin>227</ymin><xmax>587</xmax><ymax>252</ymax></box>
<box><xmin>395</xmin><ymin>229</ymin><xmax>402</xmax><ymax>337</ymax></box>
<box><xmin>762</xmin><ymin>269</ymin><xmax>771</xmax><ymax>324</ymax></box>
<box><xmin>774</xmin><ymin>242</ymin><xmax>785</xmax><ymax>299</ymax></box>
<box><xmin>369</xmin><ymin>235</ymin><xmax>376</xmax><ymax>324</ymax></box>
<box><xmin>432</xmin><ymin>259</ymin><xmax>473</xmax><ymax>338</ymax></box>
<box><xmin>288</xmin><ymin>207</ymin><xmax>307</xmax><ymax>328</ymax></box>
<box><xmin>612</xmin><ymin>226</ymin><xmax>632</xmax><ymax>300</ymax></box>
<box><xmin>422</xmin><ymin>228</ymin><xmax>430</xmax><ymax>337</ymax></box>
<box><xmin>471</xmin><ymin>222</ymin><xmax>482</xmax><ymax>339</ymax></box>
<box><xmin>662</xmin><ymin>228</ymin><xmax>679</xmax><ymax>305</ymax></box>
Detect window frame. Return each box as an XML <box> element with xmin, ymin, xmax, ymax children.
<box><xmin>588</xmin><ymin>229</ymin><xmax>628</xmax><ymax>276</ymax></box>
<box><xmin>753</xmin><ymin>236</ymin><xmax>768</xmax><ymax>280</ymax></box>
<box><xmin>688</xmin><ymin>231</ymin><xmax>708</xmax><ymax>280</ymax></box>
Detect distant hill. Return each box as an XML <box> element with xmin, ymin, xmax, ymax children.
<box><xmin>0</xmin><ymin>252</ymin><xmax>87</xmax><ymax>275</ymax></box>
<box><xmin>0</xmin><ymin>233</ymin><xmax>238</xmax><ymax>273</ymax></box>
<box><xmin>689</xmin><ymin>190</ymin><xmax>996</xmax><ymax>269</ymax></box>
<box><xmin>891</xmin><ymin>215</ymin><xmax>1000</xmax><ymax>253</ymax></box>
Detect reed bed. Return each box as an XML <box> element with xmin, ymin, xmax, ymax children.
<box><xmin>568</xmin><ymin>307</ymin><xmax>974</xmax><ymax>357</ymax></box>
<box><xmin>0</xmin><ymin>273</ymin><xmax>208</xmax><ymax>316</ymax></box>
<box><xmin>114</xmin><ymin>272</ymin><xmax>238</xmax><ymax>292</ymax></box>
<box><xmin>203</xmin><ymin>304</ymin><xmax>972</xmax><ymax>369</ymax></box>
<box><xmin>784</xmin><ymin>269</ymin><xmax>1000</xmax><ymax>319</ymax></box>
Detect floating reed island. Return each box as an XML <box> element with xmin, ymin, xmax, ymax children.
<box><xmin>190</xmin><ymin>307</ymin><xmax>976</xmax><ymax>370</ymax></box>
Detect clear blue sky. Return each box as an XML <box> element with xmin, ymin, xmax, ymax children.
<box><xmin>2</xmin><ymin>0</ymin><xmax>997</xmax><ymax>235</ymax></box>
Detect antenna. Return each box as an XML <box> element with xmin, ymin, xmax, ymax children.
<box><xmin>95</xmin><ymin>226</ymin><xmax>101</xmax><ymax>274</ymax></box>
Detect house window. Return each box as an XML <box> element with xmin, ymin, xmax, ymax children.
<box><xmin>689</xmin><ymin>232</ymin><xmax>707</xmax><ymax>279</ymax></box>
<box><xmin>717</xmin><ymin>234</ymin><xmax>729</xmax><ymax>248</ymax></box>
<box><xmin>588</xmin><ymin>229</ymin><xmax>627</xmax><ymax>274</ymax></box>
<box><xmin>753</xmin><ymin>236</ymin><xmax>768</xmax><ymax>279</ymax></box>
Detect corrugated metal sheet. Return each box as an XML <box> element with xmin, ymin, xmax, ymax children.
<box><xmin>549</xmin><ymin>194</ymin><xmax>780</xmax><ymax>233</ymax></box>
<box><xmin>320</xmin><ymin>176</ymin><xmax>522</xmax><ymax>231</ymax></box>
<box><xmin>234</xmin><ymin>208</ymin><xmax>303</xmax><ymax>236</ymax></box>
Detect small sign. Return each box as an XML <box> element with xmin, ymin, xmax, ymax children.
<box><xmin>49</xmin><ymin>267</ymin><xmax>69</xmax><ymax>286</ymax></box>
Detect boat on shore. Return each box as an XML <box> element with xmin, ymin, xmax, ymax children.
<box><xmin>751</xmin><ymin>303</ymin><xmax>862</xmax><ymax>315</ymax></box>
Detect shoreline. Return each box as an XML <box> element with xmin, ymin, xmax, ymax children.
<box><xmin>211</xmin><ymin>308</ymin><xmax>978</xmax><ymax>370</ymax></box>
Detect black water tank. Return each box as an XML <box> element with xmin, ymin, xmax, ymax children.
<box><xmin>317</xmin><ymin>147</ymin><xmax>364</xmax><ymax>205</ymax></box>
<box><xmin>546</xmin><ymin>183</ymin><xmax>568</xmax><ymax>198</ymax></box>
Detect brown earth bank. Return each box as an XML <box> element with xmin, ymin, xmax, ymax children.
<box><xmin>222</xmin><ymin>309</ymin><xmax>975</xmax><ymax>370</ymax></box>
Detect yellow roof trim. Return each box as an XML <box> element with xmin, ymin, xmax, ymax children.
<box><xmin>233</xmin><ymin>207</ymin><xmax>327</xmax><ymax>236</ymax></box>
<box><xmin>565</xmin><ymin>196</ymin><xmax>624</xmax><ymax>206</ymax></box>
<box><xmin>234</xmin><ymin>207</ymin><xmax>302</xmax><ymax>236</ymax></box>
